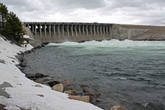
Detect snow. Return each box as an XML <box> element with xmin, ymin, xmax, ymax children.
<box><xmin>23</xmin><ymin>35</ymin><xmax>33</xmax><ymax>40</ymax></box>
<box><xmin>0</xmin><ymin>35</ymin><xmax>103</xmax><ymax>110</ymax></box>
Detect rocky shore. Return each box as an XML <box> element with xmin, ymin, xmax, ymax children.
<box><xmin>17</xmin><ymin>46</ymin><xmax>103</xmax><ymax>104</ymax></box>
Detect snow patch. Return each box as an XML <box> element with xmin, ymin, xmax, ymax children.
<box><xmin>0</xmin><ymin>35</ymin><xmax>102</xmax><ymax>110</ymax></box>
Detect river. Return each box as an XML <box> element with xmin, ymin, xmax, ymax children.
<box><xmin>23</xmin><ymin>40</ymin><xmax>165</xmax><ymax>110</ymax></box>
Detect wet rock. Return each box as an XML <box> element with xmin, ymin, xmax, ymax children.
<box><xmin>26</xmin><ymin>73</ymin><xmax>48</xmax><ymax>80</ymax></box>
<box><xmin>69</xmin><ymin>95</ymin><xmax>90</xmax><ymax>102</ymax></box>
<box><xmin>37</xmin><ymin>94</ymin><xmax>44</xmax><ymax>97</ymax></box>
<box><xmin>52</xmin><ymin>84</ymin><xmax>64</xmax><ymax>92</ymax></box>
<box><xmin>35</xmin><ymin>73</ymin><xmax>48</xmax><ymax>78</ymax></box>
<box><xmin>80</xmin><ymin>84</ymin><xmax>89</xmax><ymax>93</ymax></box>
<box><xmin>0</xmin><ymin>104</ymin><xmax>6</xmax><ymax>110</ymax></box>
<box><xmin>35</xmin><ymin>77</ymin><xmax>52</xmax><ymax>84</ymax></box>
<box><xmin>62</xmin><ymin>80</ymin><xmax>72</xmax><ymax>87</ymax></box>
<box><xmin>26</xmin><ymin>74</ymin><xmax>36</xmax><ymax>80</ymax></box>
<box><xmin>0</xmin><ymin>82</ymin><xmax>12</xmax><ymax>98</ymax></box>
<box><xmin>46</xmin><ymin>80</ymin><xmax>60</xmax><ymax>87</ymax></box>
<box><xmin>96</xmin><ymin>99</ymin><xmax>101</xmax><ymax>103</ymax></box>
<box><xmin>64</xmin><ymin>90</ymin><xmax>77</xmax><ymax>95</ymax></box>
<box><xmin>144</xmin><ymin>102</ymin><xmax>165</xmax><ymax>110</ymax></box>
<box><xmin>35</xmin><ymin>84</ymin><xmax>42</xmax><ymax>88</ymax></box>
<box><xmin>110</xmin><ymin>105</ymin><xmax>127</xmax><ymax>110</ymax></box>
<box><xmin>19</xmin><ymin>63</ymin><xmax>26</xmax><ymax>67</ymax></box>
<box><xmin>0</xmin><ymin>59</ymin><xmax>5</xmax><ymax>64</ymax></box>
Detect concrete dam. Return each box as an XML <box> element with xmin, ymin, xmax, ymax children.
<box><xmin>24</xmin><ymin>22</ymin><xmax>165</xmax><ymax>45</ymax></box>
<box><xmin>24</xmin><ymin>22</ymin><xmax>113</xmax><ymax>44</ymax></box>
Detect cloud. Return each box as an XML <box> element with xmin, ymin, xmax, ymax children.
<box><xmin>1</xmin><ymin>0</ymin><xmax>165</xmax><ymax>25</ymax></box>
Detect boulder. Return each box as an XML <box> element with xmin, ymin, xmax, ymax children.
<box><xmin>46</xmin><ymin>80</ymin><xmax>60</xmax><ymax>87</ymax></box>
<box><xmin>62</xmin><ymin>80</ymin><xmax>72</xmax><ymax>87</ymax></box>
<box><xmin>0</xmin><ymin>104</ymin><xmax>6</xmax><ymax>110</ymax></box>
<box><xmin>110</xmin><ymin>105</ymin><xmax>127</xmax><ymax>110</ymax></box>
<box><xmin>35</xmin><ymin>73</ymin><xmax>48</xmax><ymax>78</ymax></box>
<box><xmin>0</xmin><ymin>59</ymin><xmax>5</xmax><ymax>64</ymax></box>
<box><xmin>26</xmin><ymin>74</ymin><xmax>36</xmax><ymax>80</ymax></box>
<box><xmin>64</xmin><ymin>90</ymin><xmax>76</xmax><ymax>95</ymax></box>
<box><xmin>37</xmin><ymin>94</ymin><xmax>44</xmax><ymax>97</ymax></box>
<box><xmin>35</xmin><ymin>84</ymin><xmax>42</xmax><ymax>88</ymax></box>
<box><xmin>144</xmin><ymin>102</ymin><xmax>165</xmax><ymax>110</ymax></box>
<box><xmin>80</xmin><ymin>84</ymin><xmax>89</xmax><ymax>93</ymax></box>
<box><xmin>52</xmin><ymin>84</ymin><xmax>64</xmax><ymax>92</ymax></box>
<box><xmin>69</xmin><ymin>96</ymin><xmax>90</xmax><ymax>102</ymax></box>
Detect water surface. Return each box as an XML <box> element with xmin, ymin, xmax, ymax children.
<box><xmin>23</xmin><ymin>40</ymin><xmax>165</xmax><ymax>110</ymax></box>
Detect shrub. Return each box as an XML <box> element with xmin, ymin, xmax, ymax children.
<box><xmin>0</xmin><ymin>3</ymin><xmax>24</xmax><ymax>44</ymax></box>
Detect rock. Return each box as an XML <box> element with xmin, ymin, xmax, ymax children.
<box><xmin>35</xmin><ymin>77</ymin><xmax>52</xmax><ymax>84</ymax></box>
<box><xmin>64</xmin><ymin>90</ymin><xmax>76</xmax><ymax>95</ymax></box>
<box><xmin>0</xmin><ymin>104</ymin><xmax>6</xmax><ymax>110</ymax></box>
<box><xmin>0</xmin><ymin>59</ymin><xmax>5</xmax><ymax>64</ymax></box>
<box><xmin>35</xmin><ymin>84</ymin><xmax>42</xmax><ymax>87</ymax></box>
<box><xmin>96</xmin><ymin>99</ymin><xmax>101</xmax><ymax>103</ymax></box>
<box><xmin>62</xmin><ymin>80</ymin><xmax>72</xmax><ymax>87</ymax></box>
<box><xmin>80</xmin><ymin>84</ymin><xmax>89</xmax><ymax>88</ymax></box>
<box><xmin>46</xmin><ymin>80</ymin><xmax>60</xmax><ymax>87</ymax></box>
<box><xmin>26</xmin><ymin>74</ymin><xmax>36</xmax><ymax>80</ymax></box>
<box><xmin>110</xmin><ymin>105</ymin><xmax>127</xmax><ymax>110</ymax></box>
<box><xmin>19</xmin><ymin>63</ymin><xmax>26</xmax><ymax>67</ymax></box>
<box><xmin>35</xmin><ymin>73</ymin><xmax>48</xmax><ymax>78</ymax></box>
<box><xmin>144</xmin><ymin>102</ymin><xmax>165</xmax><ymax>110</ymax></box>
<box><xmin>80</xmin><ymin>84</ymin><xmax>89</xmax><ymax>93</ymax></box>
<box><xmin>52</xmin><ymin>84</ymin><xmax>64</xmax><ymax>92</ymax></box>
<box><xmin>37</xmin><ymin>94</ymin><xmax>44</xmax><ymax>97</ymax></box>
<box><xmin>69</xmin><ymin>96</ymin><xmax>90</xmax><ymax>102</ymax></box>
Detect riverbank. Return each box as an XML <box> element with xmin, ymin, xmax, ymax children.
<box><xmin>0</xmin><ymin>35</ymin><xmax>103</xmax><ymax>110</ymax></box>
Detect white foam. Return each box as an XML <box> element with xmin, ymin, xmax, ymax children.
<box><xmin>48</xmin><ymin>39</ymin><xmax>165</xmax><ymax>48</ymax></box>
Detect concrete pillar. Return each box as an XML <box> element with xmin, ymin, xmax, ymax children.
<box><xmin>94</xmin><ymin>24</ymin><xmax>96</xmax><ymax>36</ymax></box>
<box><xmin>67</xmin><ymin>25</ymin><xmax>69</xmax><ymax>39</ymax></box>
<box><xmin>109</xmin><ymin>25</ymin><xmax>112</xmax><ymax>39</ymax></box>
<box><xmin>34</xmin><ymin>25</ymin><xmax>36</xmax><ymax>34</ymax></box>
<box><xmin>31</xmin><ymin>24</ymin><xmax>34</xmax><ymax>33</ymax></box>
<box><xmin>44</xmin><ymin>25</ymin><xmax>47</xmax><ymax>41</ymax></box>
<box><xmin>82</xmin><ymin>25</ymin><xmax>85</xmax><ymax>40</ymax></box>
<box><xmin>49</xmin><ymin>25</ymin><xmax>51</xmax><ymax>42</ymax></box>
<box><xmin>39</xmin><ymin>24</ymin><xmax>43</xmax><ymax>42</ymax></box>
<box><xmin>100</xmin><ymin>25</ymin><xmax>103</xmax><ymax>37</ymax></box>
<box><xmin>78</xmin><ymin>25</ymin><xmax>81</xmax><ymax>35</ymax></box>
<box><xmin>53</xmin><ymin>25</ymin><xmax>56</xmax><ymax>42</ymax></box>
<box><xmin>71</xmin><ymin>25</ymin><xmax>73</xmax><ymax>36</ymax></box>
<box><xmin>105</xmin><ymin>25</ymin><xmax>108</xmax><ymax>39</ymax></box>
<box><xmin>57</xmin><ymin>24</ymin><xmax>60</xmax><ymax>41</ymax></box>
<box><xmin>70</xmin><ymin>25</ymin><xmax>75</xmax><ymax>41</ymax></box>
<box><xmin>90</xmin><ymin>25</ymin><xmax>93</xmax><ymax>35</ymax></box>
<box><xmin>85</xmin><ymin>25</ymin><xmax>88</xmax><ymax>36</ymax></box>
<box><xmin>103</xmin><ymin>25</ymin><xmax>106</xmax><ymax>39</ymax></box>
<box><xmin>62</xmin><ymin>24</ymin><xmax>65</xmax><ymax>40</ymax></box>
<box><xmin>74</xmin><ymin>25</ymin><xmax>78</xmax><ymax>37</ymax></box>
<box><xmin>97</xmin><ymin>25</ymin><xmax>99</xmax><ymax>35</ymax></box>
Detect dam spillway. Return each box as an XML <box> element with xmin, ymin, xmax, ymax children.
<box><xmin>24</xmin><ymin>22</ymin><xmax>113</xmax><ymax>43</ymax></box>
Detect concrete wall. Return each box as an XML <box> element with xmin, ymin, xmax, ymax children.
<box><xmin>23</xmin><ymin>22</ymin><xmax>165</xmax><ymax>46</ymax></box>
<box><xmin>24</xmin><ymin>22</ymin><xmax>113</xmax><ymax>45</ymax></box>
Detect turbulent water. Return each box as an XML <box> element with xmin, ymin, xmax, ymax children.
<box><xmin>23</xmin><ymin>40</ymin><xmax>165</xmax><ymax>110</ymax></box>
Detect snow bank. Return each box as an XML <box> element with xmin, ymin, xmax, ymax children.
<box><xmin>0</xmin><ymin>36</ymin><xmax>102</xmax><ymax>110</ymax></box>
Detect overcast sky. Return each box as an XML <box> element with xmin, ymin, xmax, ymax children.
<box><xmin>1</xmin><ymin>0</ymin><xmax>165</xmax><ymax>25</ymax></box>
